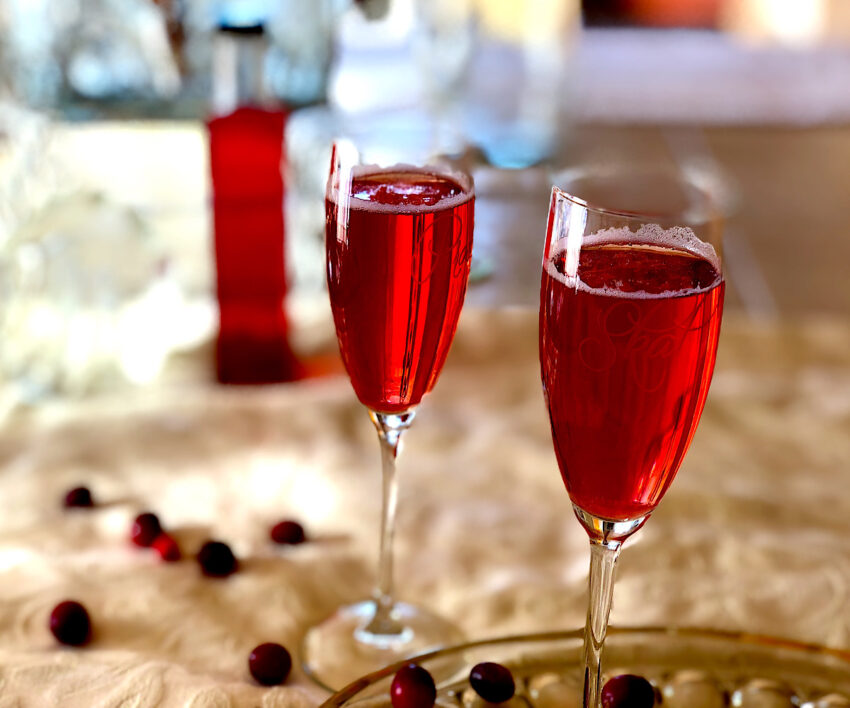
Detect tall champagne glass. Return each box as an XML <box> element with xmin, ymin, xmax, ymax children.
<box><xmin>539</xmin><ymin>168</ymin><xmax>725</xmax><ymax>706</ymax></box>
<box><xmin>302</xmin><ymin>134</ymin><xmax>473</xmax><ymax>689</ymax></box>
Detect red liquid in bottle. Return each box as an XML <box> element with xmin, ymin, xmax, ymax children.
<box><xmin>208</xmin><ymin>106</ymin><xmax>299</xmax><ymax>383</ymax></box>
<box><xmin>540</xmin><ymin>242</ymin><xmax>724</xmax><ymax>521</ymax></box>
<box><xmin>326</xmin><ymin>168</ymin><xmax>474</xmax><ymax>413</ymax></box>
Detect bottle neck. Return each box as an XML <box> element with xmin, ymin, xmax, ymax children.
<box><xmin>211</xmin><ymin>32</ymin><xmax>268</xmax><ymax>115</ymax></box>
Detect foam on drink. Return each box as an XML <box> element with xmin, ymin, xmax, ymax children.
<box><xmin>546</xmin><ymin>224</ymin><xmax>722</xmax><ymax>300</ymax></box>
<box><xmin>327</xmin><ymin>164</ymin><xmax>474</xmax><ymax>215</ymax></box>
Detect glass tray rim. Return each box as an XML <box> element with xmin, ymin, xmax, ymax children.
<box><xmin>319</xmin><ymin>625</ymin><xmax>850</xmax><ymax>706</ymax></box>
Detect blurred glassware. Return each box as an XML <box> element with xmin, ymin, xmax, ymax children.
<box><xmin>264</xmin><ymin>0</ymin><xmax>342</xmax><ymax>107</ymax></box>
<box><xmin>411</xmin><ymin>0</ymin><xmax>473</xmax><ymax>142</ymax></box>
<box><xmin>414</xmin><ymin>0</ymin><xmax>581</xmax><ymax>169</ymax></box>
<box><xmin>0</xmin><ymin>192</ymin><xmax>178</xmax><ymax>413</ymax></box>
<box><xmin>0</xmin><ymin>104</ymin><xmax>57</xmax><ymax>250</ymax></box>
<box><xmin>1</xmin><ymin>0</ymin><xmax>342</xmax><ymax>117</ymax></box>
<box><xmin>285</xmin><ymin>106</ymin><xmax>339</xmax><ymax>299</ymax></box>
<box><xmin>327</xmin><ymin>0</ymin><xmax>420</xmax><ymax>115</ymax></box>
<box><xmin>183</xmin><ymin>0</ymin><xmax>342</xmax><ymax>114</ymax></box>
<box><xmin>0</xmin><ymin>107</ymin><xmax>184</xmax><ymax>415</ymax></box>
<box><xmin>1</xmin><ymin>0</ymin><xmax>181</xmax><ymax>113</ymax></box>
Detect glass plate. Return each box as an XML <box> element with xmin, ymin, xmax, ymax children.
<box><xmin>320</xmin><ymin>627</ymin><xmax>850</xmax><ymax>708</ymax></box>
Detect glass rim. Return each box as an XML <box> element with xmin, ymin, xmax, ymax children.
<box><xmin>319</xmin><ymin>625</ymin><xmax>850</xmax><ymax>706</ymax></box>
<box><xmin>549</xmin><ymin>165</ymin><xmax>729</xmax><ymax>225</ymax></box>
<box><xmin>326</xmin><ymin>140</ymin><xmax>476</xmax><ymax>204</ymax></box>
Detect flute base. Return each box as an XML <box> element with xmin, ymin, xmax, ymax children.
<box><xmin>302</xmin><ymin>600</ymin><xmax>464</xmax><ymax>691</ymax></box>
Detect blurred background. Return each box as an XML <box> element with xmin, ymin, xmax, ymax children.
<box><xmin>1</xmin><ymin>0</ymin><xmax>849</xmax><ymax>410</ymax></box>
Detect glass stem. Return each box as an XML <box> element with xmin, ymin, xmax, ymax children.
<box><xmin>582</xmin><ymin>538</ymin><xmax>622</xmax><ymax>708</ymax></box>
<box><xmin>363</xmin><ymin>410</ymin><xmax>415</xmax><ymax>636</ymax></box>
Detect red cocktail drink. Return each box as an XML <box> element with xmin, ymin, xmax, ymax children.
<box><xmin>541</xmin><ymin>231</ymin><xmax>724</xmax><ymax>521</ymax></box>
<box><xmin>326</xmin><ymin>167</ymin><xmax>474</xmax><ymax>413</ymax></box>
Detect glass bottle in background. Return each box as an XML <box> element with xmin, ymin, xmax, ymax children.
<box><xmin>207</xmin><ymin>17</ymin><xmax>300</xmax><ymax>384</ymax></box>
<box><xmin>265</xmin><ymin>0</ymin><xmax>341</xmax><ymax>108</ymax></box>
<box><xmin>414</xmin><ymin>0</ymin><xmax>581</xmax><ymax>169</ymax></box>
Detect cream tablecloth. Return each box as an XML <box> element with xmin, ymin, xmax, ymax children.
<box><xmin>0</xmin><ymin>310</ymin><xmax>848</xmax><ymax>706</ymax></box>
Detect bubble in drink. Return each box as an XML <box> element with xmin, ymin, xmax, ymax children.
<box><xmin>351</xmin><ymin>171</ymin><xmax>465</xmax><ymax>206</ymax></box>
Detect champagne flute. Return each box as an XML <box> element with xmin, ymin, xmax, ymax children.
<box><xmin>302</xmin><ymin>129</ymin><xmax>473</xmax><ymax>689</ymax></box>
<box><xmin>539</xmin><ymin>168</ymin><xmax>725</xmax><ymax>706</ymax></box>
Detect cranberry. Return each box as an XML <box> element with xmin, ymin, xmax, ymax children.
<box><xmin>391</xmin><ymin>663</ymin><xmax>436</xmax><ymax>708</ymax></box>
<box><xmin>197</xmin><ymin>540</ymin><xmax>238</xmax><ymax>577</ymax></box>
<box><xmin>469</xmin><ymin>662</ymin><xmax>515</xmax><ymax>703</ymax></box>
<box><xmin>63</xmin><ymin>486</ymin><xmax>94</xmax><ymax>508</ymax></box>
<box><xmin>50</xmin><ymin>600</ymin><xmax>91</xmax><ymax>646</ymax></box>
<box><xmin>131</xmin><ymin>513</ymin><xmax>162</xmax><ymax>547</ymax></box>
<box><xmin>270</xmin><ymin>520</ymin><xmax>306</xmax><ymax>545</ymax></box>
<box><xmin>152</xmin><ymin>534</ymin><xmax>181</xmax><ymax>562</ymax></box>
<box><xmin>602</xmin><ymin>674</ymin><xmax>656</xmax><ymax>708</ymax></box>
<box><xmin>248</xmin><ymin>642</ymin><xmax>292</xmax><ymax>685</ymax></box>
